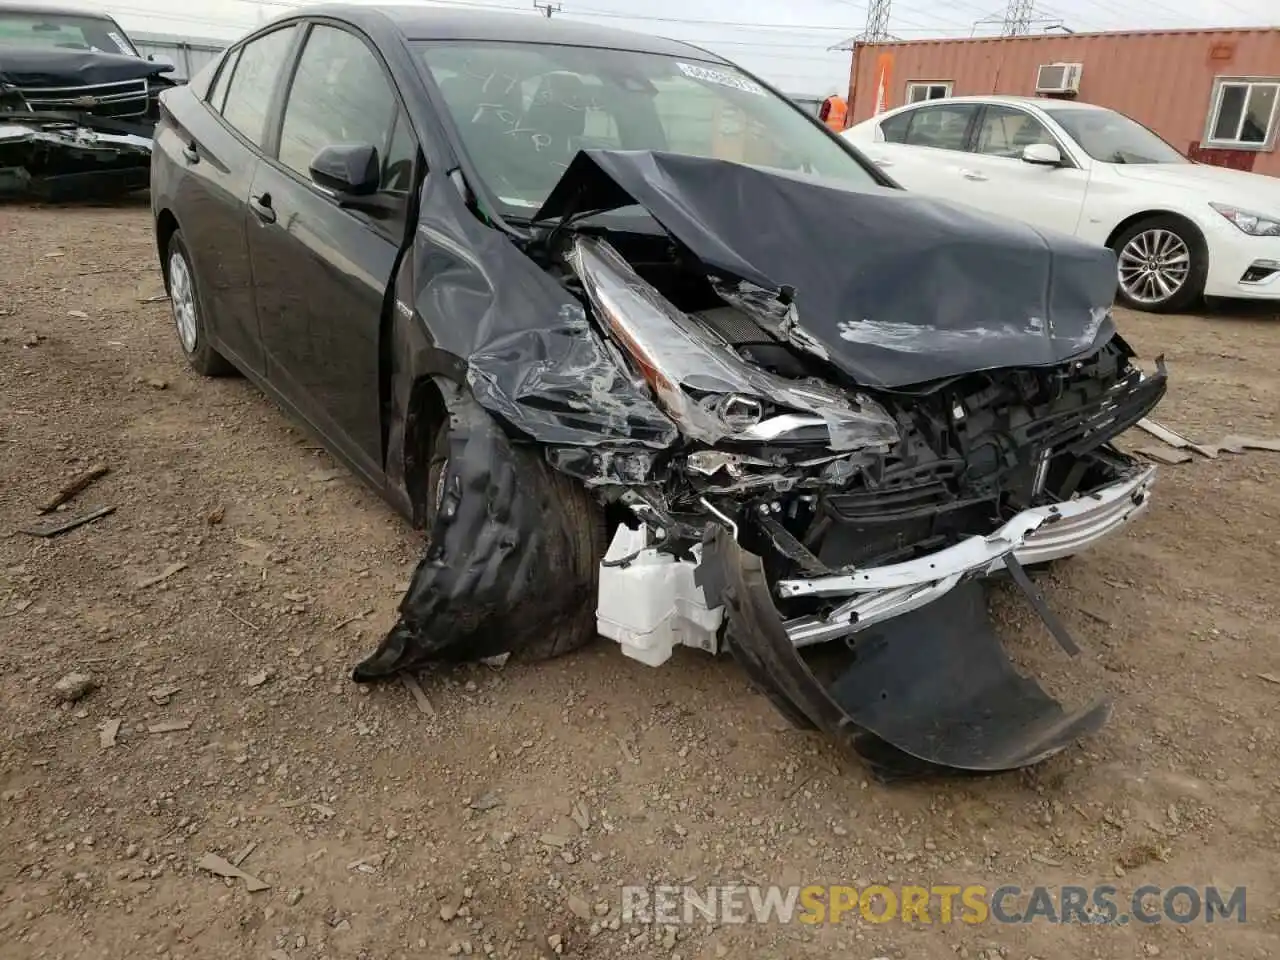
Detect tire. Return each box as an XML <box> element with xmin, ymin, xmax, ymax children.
<box><xmin>1111</xmin><ymin>215</ymin><xmax>1207</xmax><ymax>314</ymax></box>
<box><xmin>423</xmin><ymin>416</ymin><xmax>608</xmax><ymax>663</ymax></box>
<box><xmin>165</xmin><ymin>231</ymin><xmax>235</xmax><ymax>376</ymax></box>
<box><xmin>513</xmin><ymin>458</ymin><xmax>609</xmax><ymax>662</ymax></box>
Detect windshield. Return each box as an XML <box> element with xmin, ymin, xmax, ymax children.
<box><xmin>416</xmin><ymin>41</ymin><xmax>877</xmax><ymax>214</ymax></box>
<box><xmin>0</xmin><ymin>12</ymin><xmax>138</xmax><ymax>56</ymax></box>
<box><xmin>1044</xmin><ymin>106</ymin><xmax>1186</xmax><ymax>165</ymax></box>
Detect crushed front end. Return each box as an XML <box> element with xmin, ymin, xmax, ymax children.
<box><xmin>560</xmin><ymin>227</ymin><xmax>1164</xmax><ymax>777</ymax></box>
<box><xmin>365</xmin><ymin>149</ymin><xmax>1168</xmax><ymax>778</ymax></box>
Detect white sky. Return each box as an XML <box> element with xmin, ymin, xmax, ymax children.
<box><xmin>61</xmin><ymin>0</ymin><xmax>1280</xmax><ymax>93</ymax></box>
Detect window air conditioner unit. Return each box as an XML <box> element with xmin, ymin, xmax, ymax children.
<box><xmin>1035</xmin><ymin>62</ymin><xmax>1082</xmax><ymax>94</ymax></box>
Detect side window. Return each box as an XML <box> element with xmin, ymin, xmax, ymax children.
<box><xmin>902</xmin><ymin>103</ymin><xmax>978</xmax><ymax>151</ymax></box>
<box><xmin>878</xmin><ymin>110</ymin><xmax>912</xmax><ymax>143</ymax></box>
<box><xmin>277</xmin><ymin>25</ymin><xmax>397</xmax><ymax>181</ymax></box>
<box><xmin>221</xmin><ymin>26</ymin><xmax>297</xmax><ymax>146</ymax></box>
<box><xmin>974</xmin><ymin>105</ymin><xmax>1056</xmax><ymax>158</ymax></box>
<box><xmin>206</xmin><ymin>47</ymin><xmax>241</xmax><ymax>113</ymax></box>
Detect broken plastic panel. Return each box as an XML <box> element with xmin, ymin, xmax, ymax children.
<box><xmin>703</xmin><ymin>527</ymin><xmax>1111</xmax><ymax>780</ymax></box>
<box><xmin>567</xmin><ymin>234</ymin><xmax>899</xmax><ymax>452</ymax></box>
<box><xmin>354</xmin><ymin>393</ymin><xmax>601</xmax><ymax>679</ymax></box>
<box><xmin>405</xmin><ymin>174</ymin><xmax>678</xmax><ymax>451</ymax></box>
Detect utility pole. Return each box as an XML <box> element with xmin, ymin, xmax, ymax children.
<box><xmin>861</xmin><ymin>0</ymin><xmax>891</xmax><ymax>42</ymax></box>
<box><xmin>533</xmin><ymin>1</ymin><xmax>561</xmax><ymax>17</ymax></box>
<box><xmin>1001</xmin><ymin>0</ymin><xmax>1035</xmax><ymax>36</ymax></box>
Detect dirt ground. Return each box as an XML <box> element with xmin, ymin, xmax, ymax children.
<box><xmin>2</xmin><ymin>202</ymin><xmax>1279</xmax><ymax>960</ymax></box>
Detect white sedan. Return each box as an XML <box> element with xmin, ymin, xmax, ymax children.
<box><xmin>843</xmin><ymin>95</ymin><xmax>1280</xmax><ymax>313</ymax></box>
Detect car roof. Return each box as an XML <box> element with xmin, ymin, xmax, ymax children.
<box><xmin>896</xmin><ymin>95</ymin><xmax>1102</xmax><ymax>111</ymax></box>
<box><xmin>296</xmin><ymin>4</ymin><xmax>728</xmax><ymax>60</ymax></box>
<box><xmin>0</xmin><ymin>2</ymin><xmax>120</xmax><ymax>17</ymax></box>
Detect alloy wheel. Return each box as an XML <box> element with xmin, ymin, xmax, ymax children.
<box><xmin>1117</xmin><ymin>228</ymin><xmax>1190</xmax><ymax>307</ymax></box>
<box><xmin>169</xmin><ymin>251</ymin><xmax>199</xmax><ymax>353</ymax></box>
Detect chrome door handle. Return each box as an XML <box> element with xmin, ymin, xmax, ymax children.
<box><xmin>871</xmin><ymin>156</ymin><xmax>893</xmax><ymax>167</ymax></box>
<box><xmin>961</xmin><ymin>169</ymin><xmax>989</xmax><ymax>181</ymax></box>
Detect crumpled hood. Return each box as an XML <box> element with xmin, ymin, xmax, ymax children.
<box><xmin>0</xmin><ymin>48</ymin><xmax>169</xmax><ymax>88</ymax></box>
<box><xmin>534</xmin><ymin>150</ymin><xmax>1119</xmax><ymax>389</ymax></box>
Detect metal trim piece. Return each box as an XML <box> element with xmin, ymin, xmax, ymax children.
<box><xmin>777</xmin><ymin>466</ymin><xmax>1155</xmax><ymax>600</ymax></box>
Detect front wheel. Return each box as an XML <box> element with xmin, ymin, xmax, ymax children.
<box><xmin>1112</xmin><ymin>216</ymin><xmax>1207</xmax><ymax>314</ymax></box>
<box><xmin>166</xmin><ymin>231</ymin><xmax>235</xmax><ymax>376</ymax></box>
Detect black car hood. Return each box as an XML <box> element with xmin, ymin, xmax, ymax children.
<box><xmin>534</xmin><ymin>150</ymin><xmax>1118</xmax><ymax>389</ymax></box>
<box><xmin>0</xmin><ymin>48</ymin><xmax>169</xmax><ymax>88</ymax></box>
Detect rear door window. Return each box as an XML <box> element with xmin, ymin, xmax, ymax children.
<box><xmin>902</xmin><ymin>103</ymin><xmax>978</xmax><ymax>151</ymax></box>
<box><xmin>220</xmin><ymin>26</ymin><xmax>297</xmax><ymax>147</ymax></box>
<box><xmin>879</xmin><ymin>110</ymin><xmax>912</xmax><ymax>143</ymax></box>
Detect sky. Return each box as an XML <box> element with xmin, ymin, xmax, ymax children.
<box><xmin>54</xmin><ymin>0</ymin><xmax>1280</xmax><ymax>93</ymax></box>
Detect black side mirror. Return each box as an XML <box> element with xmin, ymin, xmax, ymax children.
<box><xmin>309</xmin><ymin>143</ymin><xmax>380</xmax><ymax>196</ymax></box>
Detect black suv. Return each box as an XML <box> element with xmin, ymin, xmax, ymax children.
<box><xmin>0</xmin><ymin>3</ymin><xmax>177</xmax><ymax>198</ymax></box>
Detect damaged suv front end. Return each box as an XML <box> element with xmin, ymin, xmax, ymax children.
<box><xmin>359</xmin><ymin>36</ymin><xmax>1166</xmax><ymax>779</ymax></box>
<box><xmin>0</xmin><ymin>6</ymin><xmax>172</xmax><ymax>198</ymax></box>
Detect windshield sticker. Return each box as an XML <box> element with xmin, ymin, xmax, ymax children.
<box><xmin>107</xmin><ymin>31</ymin><xmax>132</xmax><ymax>55</ymax></box>
<box><xmin>676</xmin><ymin>62</ymin><xmax>765</xmax><ymax>97</ymax></box>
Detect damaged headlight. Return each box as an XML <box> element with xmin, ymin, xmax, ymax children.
<box><xmin>546</xmin><ymin>446</ymin><xmax>658</xmax><ymax>486</ymax></box>
<box><xmin>567</xmin><ymin>235</ymin><xmax>899</xmax><ymax>453</ymax></box>
<box><xmin>703</xmin><ymin>393</ymin><xmax>763</xmax><ymax>431</ymax></box>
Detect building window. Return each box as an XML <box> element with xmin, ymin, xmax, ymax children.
<box><xmin>906</xmin><ymin>81</ymin><xmax>952</xmax><ymax>103</ymax></box>
<box><xmin>1206</xmin><ymin>78</ymin><xmax>1279</xmax><ymax>148</ymax></box>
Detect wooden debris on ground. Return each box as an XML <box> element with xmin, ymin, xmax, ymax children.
<box><xmin>230</xmin><ymin>840</ymin><xmax>258</xmax><ymax>867</ymax></box>
<box><xmin>401</xmin><ymin>673</ymin><xmax>436</xmax><ymax>716</ymax></box>
<box><xmin>1134</xmin><ymin>418</ymin><xmax>1280</xmax><ymax>464</ymax></box>
<box><xmin>38</xmin><ymin>462</ymin><xmax>109</xmax><ymax>513</ymax></box>
<box><xmin>136</xmin><ymin>562</ymin><xmax>188</xmax><ymax>589</ymax></box>
<box><xmin>195</xmin><ymin>852</ymin><xmax>270</xmax><ymax>892</ymax></box>
<box><xmin>1134</xmin><ymin>446</ymin><xmax>1192</xmax><ymax>465</ymax></box>
<box><xmin>99</xmin><ymin>718</ymin><xmax>121</xmax><ymax>749</ymax></box>
<box><xmin>148</xmin><ymin>719</ymin><xmax>192</xmax><ymax>734</ymax></box>
<box><xmin>332</xmin><ymin>608</ymin><xmax>374</xmax><ymax>632</ymax></box>
<box><xmin>18</xmin><ymin>505</ymin><xmax>115</xmax><ymax>537</ymax></box>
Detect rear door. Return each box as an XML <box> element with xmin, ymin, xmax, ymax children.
<box><xmin>168</xmin><ymin>25</ymin><xmax>300</xmax><ymax>376</ymax></box>
<box><xmin>954</xmin><ymin>104</ymin><xmax>1090</xmax><ymax>236</ymax></box>
<box><xmin>246</xmin><ymin>21</ymin><xmax>419</xmax><ymax>480</ymax></box>
<box><xmin>859</xmin><ymin>102</ymin><xmax>981</xmax><ymax>194</ymax></box>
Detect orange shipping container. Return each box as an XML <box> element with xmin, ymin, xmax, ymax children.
<box><xmin>847</xmin><ymin>28</ymin><xmax>1280</xmax><ymax>176</ymax></box>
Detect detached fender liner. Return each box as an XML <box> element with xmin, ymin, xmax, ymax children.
<box><xmin>353</xmin><ymin>395</ymin><xmax>603</xmax><ymax>680</ymax></box>
<box><xmin>706</xmin><ymin>527</ymin><xmax>1111</xmax><ymax>780</ymax></box>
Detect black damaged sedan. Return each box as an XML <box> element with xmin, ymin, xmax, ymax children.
<box><xmin>151</xmin><ymin>5</ymin><xmax>1167</xmax><ymax>778</ymax></box>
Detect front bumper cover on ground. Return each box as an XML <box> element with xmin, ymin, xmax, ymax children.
<box><xmin>703</xmin><ymin>467</ymin><xmax>1154</xmax><ymax>780</ymax></box>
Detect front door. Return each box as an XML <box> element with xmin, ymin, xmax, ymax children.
<box><xmin>952</xmin><ymin>104</ymin><xmax>1090</xmax><ymax>237</ymax></box>
<box><xmin>246</xmin><ymin>23</ymin><xmax>419</xmax><ymax>480</ymax></box>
